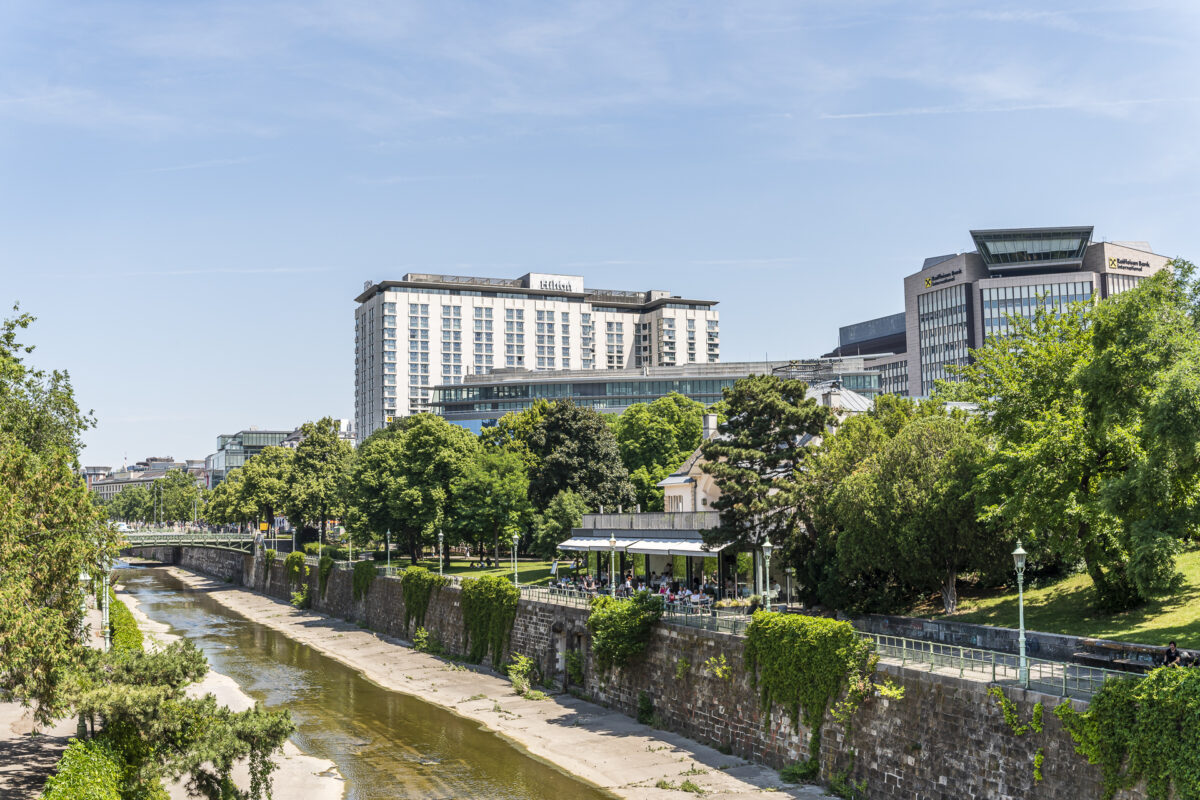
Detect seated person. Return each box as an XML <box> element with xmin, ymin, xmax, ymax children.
<box><xmin>1163</xmin><ymin>640</ymin><xmax>1183</xmax><ymax>667</ymax></box>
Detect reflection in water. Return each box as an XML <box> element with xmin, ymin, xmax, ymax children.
<box><xmin>123</xmin><ymin>568</ymin><xmax>612</xmax><ymax>800</ymax></box>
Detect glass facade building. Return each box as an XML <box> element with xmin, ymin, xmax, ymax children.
<box><xmin>205</xmin><ymin>429</ymin><xmax>291</xmax><ymax>488</ymax></box>
<box><xmin>917</xmin><ymin>283</ymin><xmax>971</xmax><ymax>395</ymax></box>
<box><xmin>981</xmin><ymin>280</ymin><xmax>1095</xmax><ymax>340</ymax></box>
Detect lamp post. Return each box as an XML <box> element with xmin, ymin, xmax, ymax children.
<box><xmin>386</xmin><ymin>529</ymin><xmax>391</xmax><ymax>574</ymax></box>
<box><xmin>511</xmin><ymin>531</ymin><xmax>520</xmax><ymax>587</ymax></box>
<box><xmin>438</xmin><ymin>530</ymin><xmax>444</xmax><ymax>577</ymax></box>
<box><xmin>785</xmin><ymin>566</ymin><xmax>795</xmax><ymax>609</ymax></box>
<box><xmin>761</xmin><ymin>537</ymin><xmax>774</xmax><ymax>607</ymax></box>
<box><xmin>608</xmin><ymin>532</ymin><xmax>617</xmax><ymax>598</ymax></box>
<box><xmin>1013</xmin><ymin>540</ymin><xmax>1028</xmax><ymax>688</ymax></box>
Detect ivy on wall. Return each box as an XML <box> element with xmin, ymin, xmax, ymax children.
<box><xmin>318</xmin><ymin>555</ymin><xmax>335</xmax><ymax>598</ymax></box>
<box><xmin>461</xmin><ymin>575</ymin><xmax>519</xmax><ymax>665</ymax></box>
<box><xmin>987</xmin><ymin>686</ymin><xmax>1045</xmax><ymax>783</ymax></box>
<box><xmin>264</xmin><ymin>549</ymin><xmax>277</xmax><ymax>573</ymax></box>
<box><xmin>586</xmin><ymin>591</ymin><xmax>664</xmax><ymax>671</ymax></box>
<box><xmin>283</xmin><ymin>551</ymin><xmax>306</xmax><ymax>587</ymax></box>
<box><xmin>1056</xmin><ymin>668</ymin><xmax>1200</xmax><ymax>800</ymax></box>
<box><xmin>352</xmin><ymin>561</ymin><xmax>376</xmax><ymax>602</ymax></box>
<box><xmin>400</xmin><ymin>566</ymin><xmax>449</xmax><ymax>634</ymax></box>
<box><xmin>743</xmin><ymin>611</ymin><xmax>876</xmax><ymax>769</ymax></box>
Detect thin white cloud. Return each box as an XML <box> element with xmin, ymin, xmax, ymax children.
<box><xmin>148</xmin><ymin>156</ymin><xmax>256</xmax><ymax>172</ymax></box>
<box><xmin>46</xmin><ymin>267</ymin><xmax>331</xmax><ymax>278</ymax></box>
<box><xmin>820</xmin><ymin>96</ymin><xmax>1198</xmax><ymax>120</ymax></box>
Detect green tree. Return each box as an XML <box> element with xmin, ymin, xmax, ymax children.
<box><xmin>527</xmin><ymin>401</ymin><xmax>635</xmax><ymax>510</ymax></box>
<box><xmin>833</xmin><ymin>414</ymin><xmax>1000</xmax><ymax>613</ymax></box>
<box><xmin>0</xmin><ymin>309</ymin><xmax>112</xmax><ymax>725</ymax></box>
<box><xmin>286</xmin><ymin>417</ymin><xmax>353</xmax><ymax>543</ymax></box>
<box><xmin>72</xmin><ymin>640</ymin><xmax>293</xmax><ymax>800</ymax></box>
<box><xmin>700</xmin><ymin>375</ymin><xmax>833</xmax><ymax>564</ymax></box>
<box><xmin>448</xmin><ymin>448</ymin><xmax>531</xmax><ymax>564</ymax></box>
<box><xmin>533</xmin><ymin>489</ymin><xmax>589</xmax><ymax>558</ymax></box>
<box><xmin>107</xmin><ymin>484</ymin><xmax>153</xmax><ymax>524</ymax></box>
<box><xmin>203</xmin><ymin>468</ymin><xmax>256</xmax><ymax>530</ymax></box>
<box><xmin>347</xmin><ymin>414</ymin><xmax>478</xmax><ymax>562</ymax></box>
<box><xmin>479</xmin><ymin>398</ymin><xmax>550</xmax><ymax>474</ymax></box>
<box><xmin>612</xmin><ymin>393</ymin><xmax>706</xmax><ymax>510</ymax></box>
<box><xmin>238</xmin><ymin>446</ymin><xmax>293</xmax><ymax>533</ymax></box>
<box><xmin>151</xmin><ymin>468</ymin><xmax>203</xmax><ymax>523</ymax></box>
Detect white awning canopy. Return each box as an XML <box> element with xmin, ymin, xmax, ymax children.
<box><xmin>627</xmin><ymin>539</ymin><xmax>729</xmax><ymax>557</ymax></box>
<box><xmin>556</xmin><ymin>537</ymin><xmax>639</xmax><ymax>552</ymax></box>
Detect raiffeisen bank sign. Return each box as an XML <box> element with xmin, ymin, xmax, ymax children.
<box><xmin>525</xmin><ymin>273</ymin><xmax>584</xmax><ymax>293</ymax></box>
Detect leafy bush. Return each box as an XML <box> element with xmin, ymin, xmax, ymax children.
<box><xmin>565</xmin><ymin>649</ymin><xmax>585</xmax><ymax>685</ymax></box>
<box><xmin>263</xmin><ymin>549</ymin><xmax>277</xmax><ymax>572</ymax></box>
<box><xmin>290</xmin><ymin>585</ymin><xmax>310</xmax><ymax>609</ymax></box>
<box><xmin>780</xmin><ymin>760</ymin><xmax>820</xmax><ymax>783</ymax></box>
<box><xmin>413</xmin><ymin>626</ymin><xmax>443</xmax><ymax>655</ymax></box>
<box><xmin>704</xmin><ymin>653</ymin><xmax>730</xmax><ymax>680</ymax></box>
<box><xmin>108</xmin><ymin>592</ymin><xmax>143</xmax><ymax>652</ymax></box>
<box><xmin>42</xmin><ymin>738</ymin><xmax>123</xmax><ymax>800</ymax></box>
<box><xmin>674</xmin><ymin>657</ymin><xmax>690</xmax><ymax>681</ymax></box>
<box><xmin>586</xmin><ymin>590</ymin><xmax>664</xmax><ymax>670</ymax></box>
<box><xmin>302</xmin><ymin>542</ymin><xmax>322</xmax><ymax>556</ymax></box>
<box><xmin>352</xmin><ymin>560</ymin><xmax>376</xmax><ymax>601</ymax></box>
<box><xmin>743</xmin><ymin>611</ymin><xmax>874</xmax><ymax>772</ymax></box>
<box><xmin>401</xmin><ymin>566</ymin><xmax>449</xmax><ymax>634</ymax></box>
<box><xmin>461</xmin><ymin>575</ymin><xmax>519</xmax><ymax>665</ymax></box>
<box><xmin>508</xmin><ymin>653</ymin><xmax>539</xmax><ymax>696</ymax></box>
<box><xmin>283</xmin><ymin>551</ymin><xmax>306</xmax><ymax>587</ymax></box>
<box><xmin>317</xmin><ymin>555</ymin><xmax>335</xmax><ymax>598</ymax></box>
<box><xmin>637</xmin><ymin>690</ymin><xmax>654</xmax><ymax>725</ymax></box>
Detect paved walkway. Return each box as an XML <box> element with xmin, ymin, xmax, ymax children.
<box><xmin>0</xmin><ymin>606</ymin><xmax>103</xmax><ymax>798</ymax></box>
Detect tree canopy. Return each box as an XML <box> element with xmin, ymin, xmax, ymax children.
<box><xmin>285</xmin><ymin>417</ymin><xmax>353</xmax><ymax>541</ymax></box>
<box><xmin>527</xmin><ymin>401</ymin><xmax>635</xmax><ymax>510</ymax></box>
<box><xmin>612</xmin><ymin>392</ymin><xmax>707</xmax><ymax>511</ymax></box>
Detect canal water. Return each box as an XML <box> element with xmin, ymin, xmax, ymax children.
<box><xmin>122</xmin><ymin>567</ymin><xmax>614</xmax><ymax>800</ymax></box>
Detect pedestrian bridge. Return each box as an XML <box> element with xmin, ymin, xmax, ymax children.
<box><xmin>121</xmin><ymin>530</ymin><xmax>263</xmax><ymax>553</ymax></box>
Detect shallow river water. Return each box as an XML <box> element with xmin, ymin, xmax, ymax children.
<box><xmin>122</xmin><ymin>567</ymin><xmax>614</xmax><ymax>800</ymax></box>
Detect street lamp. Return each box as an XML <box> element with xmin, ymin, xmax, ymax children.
<box><xmin>438</xmin><ymin>530</ymin><xmax>444</xmax><ymax>577</ymax></box>
<box><xmin>386</xmin><ymin>529</ymin><xmax>391</xmax><ymax>574</ymax></box>
<box><xmin>785</xmin><ymin>566</ymin><xmax>795</xmax><ymax>609</ymax></box>
<box><xmin>761</xmin><ymin>537</ymin><xmax>774</xmax><ymax>607</ymax></box>
<box><xmin>608</xmin><ymin>532</ymin><xmax>617</xmax><ymax>598</ymax></box>
<box><xmin>1013</xmin><ymin>540</ymin><xmax>1029</xmax><ymax>688</ymax></box>
<box><xmin>511</xmin><ymin>531</ymin><xmax>520</xmax><ymax>587</ymax></box>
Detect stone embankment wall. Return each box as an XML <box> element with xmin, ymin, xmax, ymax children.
<box><xmin>123</xmin><ymin>545</ymin><xmax>247</xmax><ymax>584</ymax></box>
<box><xmin>166</xmin><ymin>548</ymin><xmax>1142</xmax><ymax>800</ymax></box>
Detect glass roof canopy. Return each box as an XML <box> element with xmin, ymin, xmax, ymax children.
<box><xmin>971</xmin><ymin>226</ymin><xmax>1093</xmax><ymax>273</ymax></box>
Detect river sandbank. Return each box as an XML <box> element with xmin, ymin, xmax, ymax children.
<box><xmin>119</xmin><ymin>588</ymin><xmax>346</xmax><ymax>800</ymax></box>
<box><xmin>159</xmin><ymin>566</ymin><xmax>834</xmax><ymax>800</ymax></box>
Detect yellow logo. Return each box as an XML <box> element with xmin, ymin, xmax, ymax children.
<box><xmin>1108</xmin><ymin>257</ymin><xmax>1117</xmax><ymax>268</ymax></box>
<box><xmin>924</xmin><ymin>277</ymin><xmax>933</xmax><ymax>288</ymax></box>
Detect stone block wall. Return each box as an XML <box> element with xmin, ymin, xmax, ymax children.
<box><xmin>173</xmin><ymin>550</ymin><xmax>1146</xmax><ymax>800</ymax></box>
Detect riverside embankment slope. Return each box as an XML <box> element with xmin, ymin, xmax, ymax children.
<box><xmin>161</xmin><ymin>566</ymin><xmax>830</xmax><ymax>800</ymax></box>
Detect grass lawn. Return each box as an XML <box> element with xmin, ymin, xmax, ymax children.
<box><xmin>920</xmin><ymin>548</ymin><xmax>1200</xmax><ymax>648</ymax></box>
<box><xmin>405</xmin><ymin>558</ymin><xmax>574</xmax><ymax>587</ymax></box>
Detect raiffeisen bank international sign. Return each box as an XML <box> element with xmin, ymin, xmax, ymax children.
<box><xmin>1109</xmin><ymin>257</ymin><xmax>1150</xmax><ymax>272</ymax></box>
<box><xmin>924</xmin><ymin>268</ymin><xmax>963</xmax><ymax>288</ymax></box>
<box><xmin>525</xmin><ymin>273</ymin><xmax>584</xmax><ymax>293</ymax></box>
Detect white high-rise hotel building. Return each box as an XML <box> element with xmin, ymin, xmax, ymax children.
<box><xmin>354</xmin><ymin>273</ymin><xmax>720</xmax><ymax>441</ymax></box>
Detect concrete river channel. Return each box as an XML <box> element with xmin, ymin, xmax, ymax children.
<box><xmin>122</xmin><ymin>567</ymin><xmax>614</xmax><ymax>800</ymax></box>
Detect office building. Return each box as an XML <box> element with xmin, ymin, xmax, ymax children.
<box><xmin>205</xmin><ymin>428</ymin><xmax>291</xmax><ymax>488</ymax></box>
<box><xmin>354</xmin><ymin>273</ymin><xmax>720</xmax><ymax>441</ymax></box>
<box><xmin>430</xmin><ymin>358</ymin><xmax>880</xmax><ymax>431</ymax></box>
<box><xmin>834</xmin><ymin>226</ymin><xmax>1171</xmax><ymax>397</ymax></box>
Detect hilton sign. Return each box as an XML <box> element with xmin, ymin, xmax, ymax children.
<box><xmin>539</xmin><ymin>279</ymin><xmax>575</xmax><ymax>291</ymax></box>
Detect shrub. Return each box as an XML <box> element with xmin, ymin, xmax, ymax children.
<box><xmin>290</xmin><ymin>585</ymin><xmax>310</xmax><ymax>609</ymax></box>
<box><xmin>302</xmin><ymin>542</ymin><xmax>322</xmax><ymax>556</ymax></box>
<box><xmin>703</xmin><ymin>653</ymin><xmax>731</xmax><ymax>681</ymax></box>
<box><xmin>108</xmin><ymin>592</ymin><xmax>143</xmax><ymax>652</ymax></box>
<box><xmin>461</xmin><ymin>575</ymin><xmax>519</xmax><ymax>665</ymax></box>
<box><xmin>586</xmin><ymin>591</ymin><xmax>664</xmax><ymax>670</ymax></box>
<box><xmin>508</xmin><ymin>653</ymin><xmax>539</xmax><ymax>696</ymax></box>
<box><xmin>318</xmin><ymin>555</ymin><xmax>335</xmax><ymax>598</ymax></box>
<box><xmin>637</xmin><ymin>690</ymin><xmax>654</xmax><ymax>725</ymax></box>
<box><xmin>42</xmin><ymin>738</ymin><xmax>123</xmax><ymax>800</ymax></box>
<box><xmin>565</xmin><ymin>649</ymin><xmax>585</xmax><ymax>685</ymax></box>
<box><xmin>263</xmin><ymin>549</ymin><xmax>277</xmax><ymax>572</ymax></box>
<box><xmin>283</xmin><ymin>551</ymin><xmax>306</xmax><ymax>587</ymax></box>
<box><xmin>780</xmin><ymin>760</ymin><xmax>819</xmax><ymax>783</ymax></box>
<box><xmin>674</xmin><ymin>657</ymin><xmax>691</xmax><ymax>681</ymax></box>
<box><xmin>413</xmin><ymin>626</ymin><xmax>442</xmax><ymax>655</ymax></box>
<box><xmin>401</xmin><ymin>566</ymin><xmax>449</xmax><ymax>634</ymax></box>
<box><xmin>352</xmin><ymin>560</ymin><xmax>377</xmax><ymax>602</ymax></box>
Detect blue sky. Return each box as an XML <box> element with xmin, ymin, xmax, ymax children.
<box><xmin>2</xmin><ymin>1</ymin><xmax>1198</xmax><ymax>467</ymax></box>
